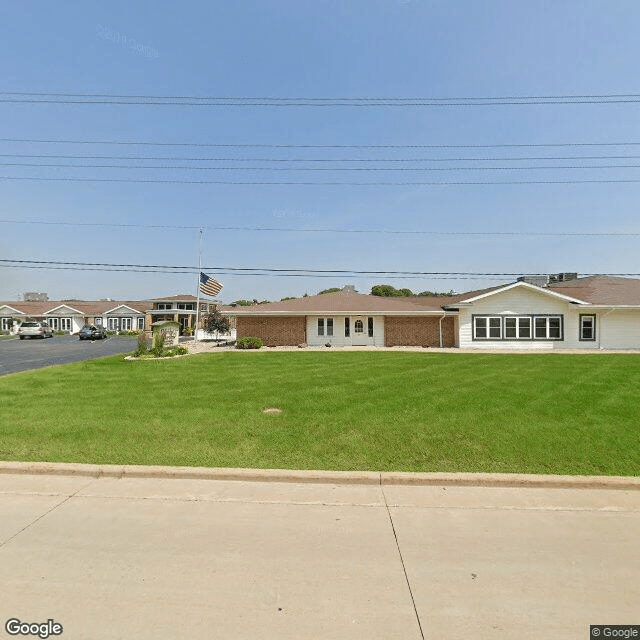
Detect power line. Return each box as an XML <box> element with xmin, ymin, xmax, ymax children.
<box><xmin>4</xmin><ymin>137</ymin><xmax>640</xmax><ymax>149</ymax></box>
<box><xmin>6</xmin><ymin>153</ymin><xmax>640</xmax><ymax>162</ymax></box>
<box><xmin>5</xmin><ymin>175</ymin><xmax>640</xmax><ymax>186</ymax></box>
<box><xmin>2</xmin><ymin>219</ymin><xmax>640</xmax><ymax>237</ymax></box>
<box><xmin>2</xmin><ymin>259</ymin><xmax>638</xmax><ymax>277</ymax></box>
<box><xmin>5</xmin><ymin>161</ymin><xmax>640</xmax><ymax>172</ymax></box>
<box><xmin>0</xmin><ymin>264</ymin><xmax>503</xmax><ymax>281</ymax></box>
<box><xmin>3</xmin><ymin>91</ymin><xmax>640</xmax><ymax>106</ymax></box>
<box><xmin>1</xmin><ymin>219</ymin><xmax>639</xmax><ymax>237</ymax></box>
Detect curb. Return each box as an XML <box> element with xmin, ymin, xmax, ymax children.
<box><xmin>1</xmin><ymin>461</ymin><xmax>639</xmax><ymax>490</ymax></box>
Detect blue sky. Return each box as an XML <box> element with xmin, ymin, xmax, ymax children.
<box><xmin>2</xmin><ymin>1</ymin><xmax>640</xmax><ymax>301</ymax></box>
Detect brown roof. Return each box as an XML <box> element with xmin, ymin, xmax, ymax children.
<box><xmin>547</xmin><ymin>276</ymin><xmax>640</xmax><ymax>305</ymax></box>
<box><xmin>226</xmin><ymin>290</ymin><xmax>452</xmax><ymax>315</ymax></box>
<box><xmin>0</xmin><ymin>300</ymin><xmax>150</xmax><ymax>316</ymax></box>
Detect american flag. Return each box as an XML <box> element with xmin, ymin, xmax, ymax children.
<box><xmin>199</xmin><ymin>272</ymin><xmax>223</xmax><ymax>297</ymax></box>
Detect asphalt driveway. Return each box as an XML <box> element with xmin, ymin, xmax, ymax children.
<box><xmin>0</xmin><ymin>336</ymin><xmax>138</xmax><ymax>376</ymax></box>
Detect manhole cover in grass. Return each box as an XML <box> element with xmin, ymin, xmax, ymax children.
<box><xmin>262</xmin><ymin>407</ymin><xmax>283</xmax><ymax>415</ymax></box>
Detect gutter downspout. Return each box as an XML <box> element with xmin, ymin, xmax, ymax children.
<box><xmin>439</xmin><ymin>312</ymin><xmax>446</xmax><ymax>348</ymax></box>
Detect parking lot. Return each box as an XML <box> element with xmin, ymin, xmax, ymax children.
<box><xmin>0</xmin><ymin>335</ymin><xmax>138</xmax><ymax>376</ymax></box>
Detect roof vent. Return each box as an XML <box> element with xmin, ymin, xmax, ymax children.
<box><xmin>548</xmin><ymin>272</ymin><xmax>578</xmax><ymax>284</ymax></box>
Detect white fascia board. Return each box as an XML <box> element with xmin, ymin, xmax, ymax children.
<box><xmin>459</xmin><ymin>281</ymin><xmax>587</xmax><ymax>305</ymax></box>
<box><xmin>104</xmin><ymin>304</ymin><xmax>144</xmax><ymax>315</ymax></box>
<box><xmin>0</xmin><ymin>305</ymin><xmax>25</xmax><ymax>315</ymax></box>
<box><xmin>580</xmin><ymin>304</ymin><xmax>640</xmax><ymax>309</ymax></box>
<box><xmin>44</xmin><ymin>304</ymin><xmax>84</xmax><ymax>315</ymax></box>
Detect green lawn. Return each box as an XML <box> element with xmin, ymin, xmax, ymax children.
<box><xmin>1</xmin><ymin>352</ymin><xmax>639</xmax><ymax>475</ymax></box>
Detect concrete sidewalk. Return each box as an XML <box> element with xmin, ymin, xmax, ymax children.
<box><xmin>1</xmin><ymin>474</ymin><xmax>638</xmax><ymax>639</ymax></box>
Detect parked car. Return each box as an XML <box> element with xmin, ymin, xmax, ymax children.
<box><xmin>78</xmin><ymin>324</ymin><xmax>108</xmax><ymax>340</ymax></box>
<box><xmin>18</xmin><ymin>321</ymin><xmax>54</xmax><ymax>339</ymax></box>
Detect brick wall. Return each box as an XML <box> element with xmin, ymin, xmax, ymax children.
<box><xmin>236</xmin><ymin>316</ymin><xmax>306</xmax><ymax>346</ymax></box>
<box><xmin>384</xmin><ymin>316</ymin><xmax>456</xmax><ymax>347</ymax></box>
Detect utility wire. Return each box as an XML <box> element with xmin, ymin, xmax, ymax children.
<box><xmin>6</xmin><ymin>153</ymin><xmax>640</xmax><ymax>162</ymax></box>
<box><xmin>4</xmin><ymin>137</ymin><xmax>640</xmax><ymax>149</ymax></box>
<box><xmin>2</xmin><ymin>259</ymin><xmax>638</xmax><ymax>277</ymax></box>
<box><xmin>2</xmin><ymin>219</ymin><xmax>639</xmax><ymax>237</ymax></box>
<box><xmin>5</xmin><ymin>175</ymin><xmax>640</xmax><ymax>186</ymax></box>
<box><xmin>5</xmin><ymin>161</ymin><xmax>640</xmax><ymax>171</ymax></box>
<box><xmin>3</xmin><ymin>91</ymin><xmax>640</xmax><ymax>106</ymax></box>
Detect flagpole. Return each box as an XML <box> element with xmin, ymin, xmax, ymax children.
<box><xmin>194</xmin><ymin>227</ymin><xmax>203</xmax><ymax>343</ymax></box>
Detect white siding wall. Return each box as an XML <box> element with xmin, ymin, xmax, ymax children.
<box><xmin>306</xmin><ymin>315</ymin><xmax>385</xmax><ymax>347</ymax></box>
<box><xmin>600</xmin><ymin>310</ymin><xmax>640</xmax><ymax>348</ymax></box>
<box><xmin>458</xmin><ymin>287</ymin><xmax>587</xmax><ymax>350</ymax></box>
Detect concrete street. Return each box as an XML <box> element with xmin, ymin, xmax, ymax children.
<box><xmin>0</xmin><ymin>474</ymin><xmax>638</xmax><ymax>639</ymax></box>
<box><xmin>0</xmin><ymin>336</ymin><xmax>137</xmax><ymax>376</ymax></box>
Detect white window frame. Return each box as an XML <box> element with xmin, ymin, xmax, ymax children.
<box><xmin>137</xmin><ymin>317</ymin><xmax>145</xmax><ymax>330</ymax></box>
<box><xmin>107</xmin><ymin>317</ymin><xmax>119</xmax><ymax>331</ymax></box>
<box><xmin>504</xmin><ymin>316</ymin><xmax>532</xmax><ymax>340</ymax></box>
<box><xmin>473</xmin><ymin>316</ymin><xmax>502</xmax><ymax>340</ymax></box>
<box><xmin>95</xmin><ymin>317</ymin><xmax>102</xmax><ymax>326</ymax></box>
<box><xmin>60</xmin><ymin>318</ymin><xmax>72</xmax><ymax>332</ymax></box>
<box><xmin>121</xmin><ymin>317</ymin><xmax>132</xmax><ymax>331</ymax></box>
<box><xmin>1</xmin><ymin>317</ymin><xmax>11</xmax><ymax>332</ymax></box>
<box><xmin>580</xmin><ymin>314</ymin><xmax>596</xmax><ymax>341</ymax></box>
<box><xmin>534</xmin><ymin>315</ymin><xmax>563</xmax><ymax>340</ymax></box>
<box><xmin>48</xmin><ymin>317</ymin><xmax>59</xmax><ymax>331</ymax></box>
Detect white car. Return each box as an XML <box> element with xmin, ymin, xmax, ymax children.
<box><xmin>18</xmin><ymin>321</ymin><xmax>54</xmax><ymax>339</ymax></box>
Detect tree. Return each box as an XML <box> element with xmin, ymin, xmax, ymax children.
<box><xmin>317</xmin><ymin>287</ymin><xmax>341</xmax><ymax>295</ymax></box>
<box><xmin>232</xmin><ymin>299</ymin><xmax>254</xmax><ymax>306</ymax></box>
<box><xmin>371</xmin><ymin>284</ymin><xmax>414</xmax><ymax>297</ymax></box>
<box><xmin>280</xmin><ymin>296</ymin><xmax>297</xmax><ymax>301</ymax></box>
<box><xmin>202</xmin><ymin>305</ymin><xmax>230</xmax><ymax>334</ymax></box>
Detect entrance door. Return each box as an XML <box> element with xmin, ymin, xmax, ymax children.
<box><xmin>351</xmin><ymin>317</ymin><xmax>368</xmax><ymax>346</ymax></box>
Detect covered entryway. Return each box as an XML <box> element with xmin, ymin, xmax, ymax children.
<box><xmin>351</xmin><ymin>316</ymin><xmax>370</xmax><ymax>346</ymax></box>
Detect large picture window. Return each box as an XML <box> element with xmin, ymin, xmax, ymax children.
<box><xmin>473</xmin><ymin>315</ymin><xmax>563</xmax><ymax>341</ymax></box>
<box><xmin>317</xmin><ymin>318</ymin><xmax>333</xmax><ymax>337</ymax></box>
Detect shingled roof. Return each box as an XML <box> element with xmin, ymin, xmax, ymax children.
<box><xmin>226</xmin><ymin>289</ymin><xmax>454</xmax><ymax>315</ymax></box>
<box><xmin>547</xmin><ymin>275</ymin><xmax>640</xmax><ymax>305</ymax></box>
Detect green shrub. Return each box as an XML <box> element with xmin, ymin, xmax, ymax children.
<box><xmin>54</xmin><ymin>330</ymin><xmax>67</xmax><ymax>336</ymax></box>
<box><xmin>152</xmin><ymin>333</ymin><xmax>165</xmax><ymax>357</ymax></box>
<box><xmin>236</xmin><ymin>336</ymin><xmax>263</xmax><ymax>350</ymax></box>
<box><xmin>133</xmin><ymin>334</ymin><xmax>148</xmax><ymax>357</ymax></box>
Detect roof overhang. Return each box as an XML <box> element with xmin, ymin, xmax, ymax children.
<box><xmin>224</xmin><ymin>310</ymin><xmax>456</xmax><ymax>317</ymax></box>
<box><xmin>0</xmin><ymin>305</ymin><xmax>25</xmax><ymax>315</ymax></box>
<box><xmin>44</xmin><ymin>304</ymin><xmax>83</xmax><ymax>315</ymax></box>
<box><xmin>455</xmin><ymin>281</ymin><xmax>587</xmax><ymax>305</ymax></box>
<box><xmin>104</xmin><ymin>304</ymin><xmax>145</xmax><ymax>315</ymax></box>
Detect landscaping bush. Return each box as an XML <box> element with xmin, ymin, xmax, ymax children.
<box><xmin>236</xmin><ymin>336</ymin><xmax>263</xmax><ymax>349</ymax></box>
<box><xmin>152</xmin><ymin>333</ymin><xmax>165</xmax><ymax>357</ymax></box>
<box><xmin>164</xmin><ymin>346</ymin><xmax>188</xmax><ymax>356</ymax></box>
<box><xmin>133</xmin><ymin>334</ymin><xmax>148</xmax><ymax>357</ymax></box>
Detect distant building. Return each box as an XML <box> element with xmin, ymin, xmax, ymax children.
<box><xmin>23</xmin><ymin>292</ymin><xmax>49</xmax><ymax>302</ymax></box>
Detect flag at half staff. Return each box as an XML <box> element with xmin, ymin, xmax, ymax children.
<box><xmin>199</xmin><ymin>272</ymin><xmax>223</xmax><ymax>297</ymax></box>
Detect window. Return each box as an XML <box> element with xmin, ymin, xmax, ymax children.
<box><xmin>580</xmin><ymin>315</ymin><xmax>596</xmax><ymax>341</ymax></box>
<box><xmin>326</xmin><ymin>318</ymin><xmax>333</xmax><ymax>337</ymax></box>
<box><xmin>48</xmin><ymin>317</ymin><xmax>59</xmax><ymax>331</ymax></box>
<box><xmin>344</xmin><ymin>317</ymin><xmax>350</xmax><ymax>337</ymax></box>
<box><xmin>177</xmin><ymin>303</ymin><xmax>195</xmax><ymax>310</ymax></box>
<box><xmin>368</xmin><ymin>317</ymin><xmax>374</xmax><ymax>338</ymax></box>
<box><xmin>318</xmin><ymin>318</ymin><xmax>333</xmax><ymax>337</ymax></box>
<box><xmin>156</xmin><ymin>303</ymin><xmax>172</xmax><ymax>310</ymax></box>
<box><xmin>534</xmin><ymin>316</ymin><xmax>563</xmax><ymax>340</ymax></box>
<box><xmin>60</xmin><ymin>318</ymin><xmax>72</xmax><ymax>332</ymax></box>
<box><xmin>474</xmin><ymin>315</ymin><xmax>563</xmax><ymax>341</ymax></box>
<box><xmin>95</xmin><ymin>317</ymin><xmax>102</xmax><ymax>326</ymax></box>
<box><xmin>354</xmin><ymin>319</ymin><xmax>364</xmax><ymax>334</ymax></box>
<box><xmin>121</xmin><ymin>317</ymin><xmax>132</xmax><ymax>331</ymax></box>
<box><xmin>473</xmin><ymin>316</ymin><xmax>502</xmax><ymax>340</ymax></box>
<box><xmin>107</xmin><ymin>317</ymin><xmax>119</xmax><ymax>331</ymax></box>
<box><xmin>1</xmin><ymin>317</ymin><xmax>11</xmax><ymax>332</ymax></box>
<box><xmin>137</xmin><ymin>317</ymin><xmax>145</xmax><ymax>330</ymax></box>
